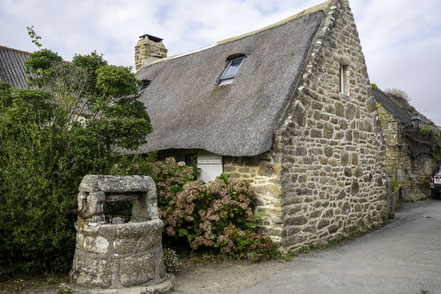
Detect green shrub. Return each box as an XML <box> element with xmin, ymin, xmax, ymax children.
<box><xmin>391</xmin><ymin>179</ymin><xmax>401</xmax><ymax>192</ymax></box>
<box><xmin>163</xmin><ymin>248</ymin><xmax>181</xmax><ymax>273</ymax></box>
<box><xmin>0</xmin><ymin>47</ymin><xmax>151</xmax><ymax>274</ymax></box>
<box><xmin>419</xmin><ymin>126</ymin><xmax>434</xmax><ymax>137</ymax></box>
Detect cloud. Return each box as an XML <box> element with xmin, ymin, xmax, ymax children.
<box><xmin>1</xmin><ymin>0</ymin><xmax>441</xmax><ymax>125</ymax></box>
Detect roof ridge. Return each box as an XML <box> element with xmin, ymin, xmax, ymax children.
<box><xmin>145</xmin><ymin>0</ymin><xmax>330</xmax><ymax>67</ymax></box>
<box><xmin>0</xmin><ymin>45</ymin><xmax>32</xmax><ymax>55</ymax></box>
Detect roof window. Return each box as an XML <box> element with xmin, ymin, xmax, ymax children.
<box><xmin>138</xmin><ymin>80</ymin><xmax>151</xmax><ymax>94</ymax></box>
<box><xmin>219</xmin><ymin>55</ymin><xmax>245</xmax><ymax>85</ymax></box>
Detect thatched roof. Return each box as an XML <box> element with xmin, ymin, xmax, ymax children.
<box><xmin>372</xmin><ymin>88</ymin><xmax>433</xmax><ymax>126</ymax></box>
<box><xmin>0</xmin><ymin>45</ymin><xmax>31</xmax><ymax>89</ymax></box>
<box><xmin>136</xmin><ymin>6</ymin><xmax>326</xmax><ymax>156</ymax></box>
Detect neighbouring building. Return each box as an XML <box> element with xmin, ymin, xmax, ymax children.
<box><xmin>0</xmin><ymin>45</ymin><xmax>31</xmax><ymax>89</ymax></box>
<box><xmin>373</xmin><ymin>87</ymin><xmax>440</xmax><ymax>202</ymax></box>
<box><xmin>134</xmin><ymin>0</ymin><xmax>389</xmax><ymax>251</ymax></box>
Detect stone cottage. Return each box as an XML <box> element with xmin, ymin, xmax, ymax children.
<box><xmin>373</xmin><ymin>87</ymin><xmax>440</xmax><ymax>201</ymax></box>
<box><xmin>134</xmin><ymin>0</ymin><xmax>388</xmax><ymax>251</ymax></box>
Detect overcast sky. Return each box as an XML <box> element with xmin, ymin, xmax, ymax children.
<box><xmin>1</xmin><ymin>0</ymin><xmax>440</xmax><ymax>125</ymax></box>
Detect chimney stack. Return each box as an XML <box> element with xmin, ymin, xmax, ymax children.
<box><xmin>135</xmin><ymin>34</ymin><xmax>168</xmax><ymax>72</ymax></box>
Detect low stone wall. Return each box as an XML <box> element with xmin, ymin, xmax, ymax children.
<box><xmin>70</xmin><ymin>175</ymin><xmax>172</xmax><ymax>293</ymax></box>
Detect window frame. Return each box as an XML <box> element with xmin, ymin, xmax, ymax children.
<box><xmin>219</xmin><ymin>56</ymin><xmax>245</xmax><ymax>85</ymax></box>
<box><xmin>138</xmin><ymin>79</ymin><xmax>151</xmax><ymax>94</ymax></box>
<box><xmin>339</xmin><ymin>64</ymin><xmax>348</xmax><ymax>95</ymax></box>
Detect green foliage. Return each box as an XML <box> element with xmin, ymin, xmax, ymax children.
<box><xmin>371</xmin><ymin>83</ymin><xmax>379</xmax><ymax>90</ymax></box>
<box><xmin>96</xmin><ymin>65</ymin><xmax>138</xmax><ymax>97</ymax></box>
<box><xmin>391</xmin><ymin>179</ymin><xmax>401</xmax><ymax>192</ymax></box>
<box><xmin>163</xmin><ymin>248</ymin><xmax>181</xmax><ymax>273</ymax></box>
<box><xmin>416</xmin><ymin>176</ymin><xmax>431</xmax><ymax>191</ymax></box>
<box><xmin>419</xmin><ymin>126</ymin><xmax>434</xmax><ymax>137</ymax></box>
<box><xmin>0</xmin><ymin>47</ymin><xmax>151</xmax><ymax>273</ymax></box>
<box><xmin>27</xmin><ymin>26</ymin><xmax>42</xmax><ymax>48</ymax></box>
<box><xmin>24</xmin><ymin>49</ymin><xmax>63</xmax><ymax>87</ymax></box>
<box><xmin>147</xmin><ymin>157</ymin><xmax>198</xmax><ymax>207</ymax></box>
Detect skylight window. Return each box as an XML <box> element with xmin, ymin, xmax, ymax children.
<box><xmin>138</xmin><ymin>80</ymin><xmax>151</xmax><ymax>94</ymax></box>
<box><xmin>219</xmin><ymin>56</ymin><xmax>245</xmax><ymax>85</ymax></box>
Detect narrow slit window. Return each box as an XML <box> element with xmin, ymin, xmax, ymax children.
<box><xmin>339</xmin><ymin>65</ymin><xmax>348</xmax><ymax>95</ymax></box>
<box><xmin>219</xmin><ymin>57</ymin><xmax>245</xmax><ymax>85</ymax></box>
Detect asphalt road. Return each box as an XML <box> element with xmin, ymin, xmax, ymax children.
<box><xmin>240</xmin><ymin>199</ymin><xmax>441</xmax><ymax>294</ymax></box>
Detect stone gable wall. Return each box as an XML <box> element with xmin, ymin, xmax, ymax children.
<box><xmin>272</xmin><ymin>0</ymin><xmax>387</xmax><ymax>251</ymax></box>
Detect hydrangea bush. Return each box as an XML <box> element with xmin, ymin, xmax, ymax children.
<box><xmin>154</xmin><ymin>163</ymin><xmax>274</xmax><ymax>258</ymax></box>
<box><xmin>114</xmin><ymin>157</ymin><xmax>275</xmax><ymax>259</ymax></box>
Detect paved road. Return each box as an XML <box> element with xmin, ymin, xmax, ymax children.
<box><xmin>240</xmin><ymin>199</ymin><xmax>441</xmax><ymax>294</ymax></box>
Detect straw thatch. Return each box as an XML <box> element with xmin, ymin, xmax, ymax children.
<box><xmin>136</xmin><ymin>10</ymin><xmax>325</xmax><ymax>156</ymax></box>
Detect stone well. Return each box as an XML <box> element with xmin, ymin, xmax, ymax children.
<box><xmin>70</xmin><ymin>175</ymin><xmax>173</xmax><ymax>293</ymax></box>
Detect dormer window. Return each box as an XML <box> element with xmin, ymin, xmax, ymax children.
<box><xmin>219</xmin><ymin>55</ymin><xmax>245</xmax><ymax>85</ymax></box>
<box><xmin>138</xmin><ymin>79</ymin><xmax>151</xmax><ymax>94</ymax></box>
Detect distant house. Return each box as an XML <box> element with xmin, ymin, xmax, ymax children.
<box><xmin>0</xmin><ymin>45</ymin><xmax>31</xmax><ymax>89</ymax></box>
<box><xmin>373</xmin><ymin>87</ymin><xmax>439</xmax><ymax>201</ymax></box>
<box><xmin>134</xmin><ymin>0</ymin><xmax>388</xmax><ymax>250</ymax></box>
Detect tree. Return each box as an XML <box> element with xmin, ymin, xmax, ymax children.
<box><xmin>0</xmin><ymin>48</ymin><xmax>151</xmax><ymax>273</ymax></box>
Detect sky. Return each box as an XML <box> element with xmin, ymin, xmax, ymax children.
<box><xmin>1</xmin><ymin>0</ymin><xmax>441</xmax><ymax>125</ymax></box>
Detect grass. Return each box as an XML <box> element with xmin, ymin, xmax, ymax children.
<box><xmin>0</xmin><ymin>271</ymin><xmax>68</xmax><ymax>294</ymax></box>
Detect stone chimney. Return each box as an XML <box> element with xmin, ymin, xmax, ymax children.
<box><xmin>135</xmin><ymin>34</ymin><xmax>168</xmax><ymax>72</ymax></box>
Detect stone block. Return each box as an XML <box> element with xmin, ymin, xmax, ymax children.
<box><xmin>317</xmin><ymin>219</ymin><xmax>330</xmax><ymax>230</ymax></box>
<box><xmin>335</xmin><ymin>102</ymin><xmax>344</xmax><ymax>117</ymax></box>
<box><xmin>324</xmin><ymin>124</ymin><xmax>334</xmax><ymax>139</ymax></box>
<box><xmin>345</xmin><ymin>103</ymin><xmax>356</xmax><ymax>120</ymax></box>
<box><xmin>341</xmin><ymin>153</ymin><xmax>349</xmax><ymax>166</ymax></box>
<box><xmin>137</xmin><ymin>227</ymin><xmax>162</xmax><ymax>253</ymax></box>
<box><xmin>119</xmin><ymin>254</ymin><xmax>155</xmax><ymax>287</ymax></box>
<box><xmin>77</xmin><ymin>234</ymin><xmax>110</xmax><ymax>254</ymax></box>
<box><xmin>71</xmin><ymin>256</ymin><xmax>113</xmax><ymax>288</ymax></box>
<box><xmin>285</xmin><ymin>216</ymin><xmax>308</xmax><ymax>226</ymax></box>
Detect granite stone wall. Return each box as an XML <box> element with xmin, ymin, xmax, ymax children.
<box><xmin>276</xmin><ymin>0</ymin><xmax>387</xmax><ymax>251</ymax></box>
<box><xmin>377</xmin><ymin>103</ymin><xmax>436</xmax><ymax>202</ymax></box>
<box><xmin>228</xmin><ymin>0</ymin><xmax>388</xmax><ymax>251</ymax></box>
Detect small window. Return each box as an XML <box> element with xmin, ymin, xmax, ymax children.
<box><xmin>339</xmin><ymin>65</ymin><xmax>348</xmax><ymax>95</ymax></box>
<box><xmin>219</xmin><ymin>57</ymin><xmax>245</xmax><ymax>85</ymax></box>
<box><xmin>138</xmin><ymin>80</ymin><xmax>151</xmax><ymax>94</ymax></box>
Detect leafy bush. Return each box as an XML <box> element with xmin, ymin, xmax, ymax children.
<box><xmin>0</xmin><ymin>46</ymin><xmax>151</xmax><ymax>273</ymax></box>
<box><xmin>147</xmin><ymin>157</ymin><xmax>197</xmax><ymax>208</ymax></box>
<box><xmin>391</xmin><ymin>179</ymin><xmax>401</xmax><ymax>192</ymax></box>
<box><xmin>419</xmin><ymin>126</ymin><xmax>434</xmax><ymax>137</ymax></box>
<box><xmin>163</xmin><ymin>248</ymin><xmax>181</xmax><ymax>273</ymax></box>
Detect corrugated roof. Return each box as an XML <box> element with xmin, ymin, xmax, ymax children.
<box><xmin>0</xmin><ymin>45</ymin><xmax>31</xmax><ymax>89</ymax></box>
<box><xmin>135</xmin><ymin>7</ymin><xmax>327</xmax><ymax>156</ymax></box>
